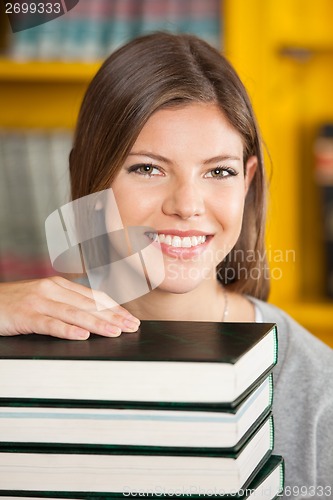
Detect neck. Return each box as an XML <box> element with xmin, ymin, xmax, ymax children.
<box><xmin>122</xmin><ymin>277</ymin><xmax>226</xmax><ymax>322</ymax></box>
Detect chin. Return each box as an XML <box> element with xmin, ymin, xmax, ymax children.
<box><xmin>155</xmin><ymin>264</ymin><xmax>213</xmax><ymax>294</ymax></box>
<box><xmin>156</xmin><ymin>282</ymin><xmax>198</xmax><ymax>294</ymax></box>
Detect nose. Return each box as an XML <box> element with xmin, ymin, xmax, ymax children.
<box><xmin>161</xmin><ymin>178</ymin><xmax>205</xmax><ymax>219</ymax></box>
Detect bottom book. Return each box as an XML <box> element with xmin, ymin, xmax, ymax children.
<box><xmin>0</xmin><ymin>416</ymin><xmax>273</xmax><ymax>495</ymax></box>
<box><xmin>0</xmin><ymin>455</ymin><xmax>284</xmax><ymax>499</ymax></box>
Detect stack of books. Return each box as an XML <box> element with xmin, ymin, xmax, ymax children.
<box><xmin>0</xmin><ymin>321</ymin><xmax>284</xmax><ymax>498</ymax></box>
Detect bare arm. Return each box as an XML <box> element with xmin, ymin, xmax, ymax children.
<box><xmin>0</xmin><ymin>276</ymin><xmax>140</xmax><ymax>340</ymax></box>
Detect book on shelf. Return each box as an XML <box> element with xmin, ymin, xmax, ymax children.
<box><xmin>0</xmin><ymin>455</ymin><xmax>284</xmax><ymax>499</ymax></box>
<box><xmin>0</xmin><ymin>373</ymin><xmax>273</xmax><ymax>450</ymax></box>
<box><xmin>0</xmin><ymin>132</ymin><xmax>39</xmax><ymax>258</ymax></box>
<box><xmin>314</xmin><ymin>123</ymin><xmax>333</xmax><ymax>297</ymax></box>
<box><xmin>6</xmin><ymin>0</ymin><xmax>221</xmax><ymax>62</ymax></box>
<box><xmin>0</xmin><ymin>130</ymin><xmax>71</xmax><ymax>281</ymax></box>
<box><xmin>0</xmin><ymin>414</ymin><xmax>274</xmax><ymax>495</ymax></box>
<box><xmin>0</xmin><ymin>321</ymin><xmax>278</xmax><ymax>405</ymax></box>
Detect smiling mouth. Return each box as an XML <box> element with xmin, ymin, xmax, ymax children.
<box><xmin>146</xmin><ymin>232</ymin><xmax>209</xmax><ymax>248</ymax></box>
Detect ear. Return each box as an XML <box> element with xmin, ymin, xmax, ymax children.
<box><xmin>244</xmin><ymin>155</ymin><xmax>258</xmax><ymax>194</ymax></box>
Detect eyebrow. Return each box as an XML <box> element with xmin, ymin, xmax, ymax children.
<box><xmin>128</xmin><ymin>151</ymin><xmax>241</xmax><ymax>164</ymax></box>
<box><xmin>128</xmin><ymin>152</ymin><xmax>172</xmax><ymax>164</ymax></box>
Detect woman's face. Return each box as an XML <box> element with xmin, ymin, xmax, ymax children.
<box><xmin>110</xmin><ymin>102</ymin><xmax>257</xmax><ymax>294</ymax></box>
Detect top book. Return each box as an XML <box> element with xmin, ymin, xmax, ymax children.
<box><xmin>0</xmin><ymin>321</ymin><xmax>277</xmax><ymax>406</ymax></box>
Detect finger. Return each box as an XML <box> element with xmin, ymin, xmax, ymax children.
<box><xmin>38</xmin><ymin>279</ymin><xmax>139</xmax><ymax>332</ymax></box>
<box><xmin>51</xmin><ymin>277</ymin><xmax>140</xmax><ymax>323</ymax></box>
<box><xmin>27</xmin><ymin>314</ymin><xmax>91</xmax><ymax>340</ymax></box>
<box><xmin>34</xmin><ymin>277</ymin><xmax>140</xmax><ymax>335</ymax></box>
<box><xmin>58</xmin><ymin>294</ymin><xmax>139</xmax><ymax>333</ymax></box>
<box><xmin>38</xmin><ymin>300</ymin><xmax>125</xmax><ymax>337</ymax></box>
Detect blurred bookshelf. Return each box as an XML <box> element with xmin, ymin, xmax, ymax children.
<box><xmin>0</xmin><ymin>0</ymin><xmax>221</xmax><ymax>278</ymax></box>
<box><xmin>224</xmin><ymin>0</ymin><xmax>333</xmax><ymax>346</ymax></box>
<box><xmin>0</xmin><ymin>0</ymin><xmax>332</xmax><ymax>345</ymax></box>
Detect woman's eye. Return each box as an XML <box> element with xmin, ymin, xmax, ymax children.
<box><xmin>128</xmin><ymin>164</ymin><xmax>162</xmax><ymax>177</ymax></box>
<box><xmin>205</xmin><ymin>167</ymin><xmax>237</xmax><ymax>179</ymax></box>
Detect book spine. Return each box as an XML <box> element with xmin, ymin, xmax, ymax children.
<box><xmin>314</xmin><ymin>123</ymin><xmax>333</xmax><ymax>297</ymax></box>
<box><xmin>1</xmin><ymin>132</ymin><xmax>41</xmax><ymax>278</ymax></box>
<box><xmin>0</xmin><ymin>130</ymin><xmax>72</xmax><ymax>281</ymax></box>
<box><xmin>6</xmin><ymin>1</ymin><xmax>222</xmax><ymax>61</ymax></box>
<box><xmin>48</xmin><ymin>130</ymin><xmax>72</xmax><ymax>208</ymax></box>
<box><xmin>0</xmin><ymin>132</ymin><xmax>10</xmax><ymax>281</ymax></box>
<box><xmin>273</xmin><ymin>325</ymin><xmax>278</xmax><ymax>365</ymax></box>
<box><xmin>278</xmin><ymin>458</ymin><xmax>285</xmax><ymax>496</ymax></box>
<box><xmin>268</xmin><ymin>414</ymin><xmax>274</xmax><ymax>451</ymax></box>
<box><xmin>36</xmin><ymin>17</ymin><xmax>62</xmax><ymax>60</ymax></box>
<box><xmin>268</xmin><ymin>372</ymin><xmax>274</xmax><ymax>406</ymax></box>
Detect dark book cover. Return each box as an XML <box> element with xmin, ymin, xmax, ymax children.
<box><xmin>0</xmin><ymin>321</ymin><xmax>277</xmax><ymax>364</ymax></box>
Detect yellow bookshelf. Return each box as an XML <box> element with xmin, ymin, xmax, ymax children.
<box><xmin>0</xmin><ymin>59</ymin><xmax>101</xmax><ymax>128</ymax></box>
<box><xmin>224</xmin><ymin>0</ymin><xmax>333</xmax><ymax>346</ymax></box>
<box><xmin>282</xmin><ymin>301</ymin><xmax>333</xmax><ymax>346</ymax></box>
<box><xmin>0</xmin><ymin>58</ymin><xmax>101</xmax><ymax>82</ymax></box>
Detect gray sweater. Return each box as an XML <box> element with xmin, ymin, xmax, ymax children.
<box><xmin>250</xmin><ymin>298</ymin><xmax>333</xmax><ymax>499</ymax></box>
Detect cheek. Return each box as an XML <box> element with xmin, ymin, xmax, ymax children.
<box><xmin>111</xmin><ymin>184</ymin><xmax>160</xmax><ymax>227</ymax></box>
<box><xmin>213</xmin><ymin>189</ymin><xmax>246</xmax><ymax>232</ymax></box>
<box><xmin>209</xmin><ymin>192</ymin><xmax>245</xmax><ymax>264</ymax></box>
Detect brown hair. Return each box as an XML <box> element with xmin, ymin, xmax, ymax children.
<box><xmin>70</xmin><ymin>32</ymin><xmax>269</xmax><ymax>300</ymax></box>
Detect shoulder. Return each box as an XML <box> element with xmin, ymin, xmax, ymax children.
<box><xmin>248</xmin><ymin>297</ymin><xmax>333</xmax><ymax>380</ymax></box>
<box><xmin>247</xmin><ymin>296</ymin><xmax>333</xmax><ymax>427</ymax></box>
<box><xmin>246</xmin><ymin>298</ymin><xmax>333</xmax><ymax>410</ymax></box>
<box><xmin>249</xmin><ymin>298</ymin><xmax>333</xmax><ymax>488</ymax></box>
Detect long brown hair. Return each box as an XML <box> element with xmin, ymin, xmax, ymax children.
<box><xmin>70</xmin><ymin>32</ymin><xmax>269</xmax><ymax>300</ymax></box>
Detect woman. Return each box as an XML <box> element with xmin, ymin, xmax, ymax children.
<box><xmin>0</xmin><ymin>32</ymin><xmax>332</xmax><ymax>495</ymax></box>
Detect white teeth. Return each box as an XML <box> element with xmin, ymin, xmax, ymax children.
<box><xmin>147</xmin><ymin>233</ymin><xmax>207</xmax><ymax>248</ymax></box>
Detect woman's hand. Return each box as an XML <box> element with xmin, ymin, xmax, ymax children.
<box><xmin>0</xmin><ymin>276</ymin><xmax>140</xmax><ymax>340</ymax></box>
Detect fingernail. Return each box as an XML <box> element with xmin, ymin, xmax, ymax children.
<box><xmin>123</xmin><ymin>319</ymin><xmax>140</xmax><ymax>331</ymax></box>
<box><xmin>106</xmin><ymin>325</ymin><xmax>122</xmax><ymax>336</ymax></box>
<box><xmin>123</xmin><ymin>315</ymin><xmax>140</xmax><ymax>326</ymax></box>
<box><xmin>71</xmin><ymin>329</ymin><xmax>90</xmax><ymax>340</ymax></box>
<box><xmin>78</xmin><ymin>331</ymin><xmax>90</xmax><ymax>340</ymax></box>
